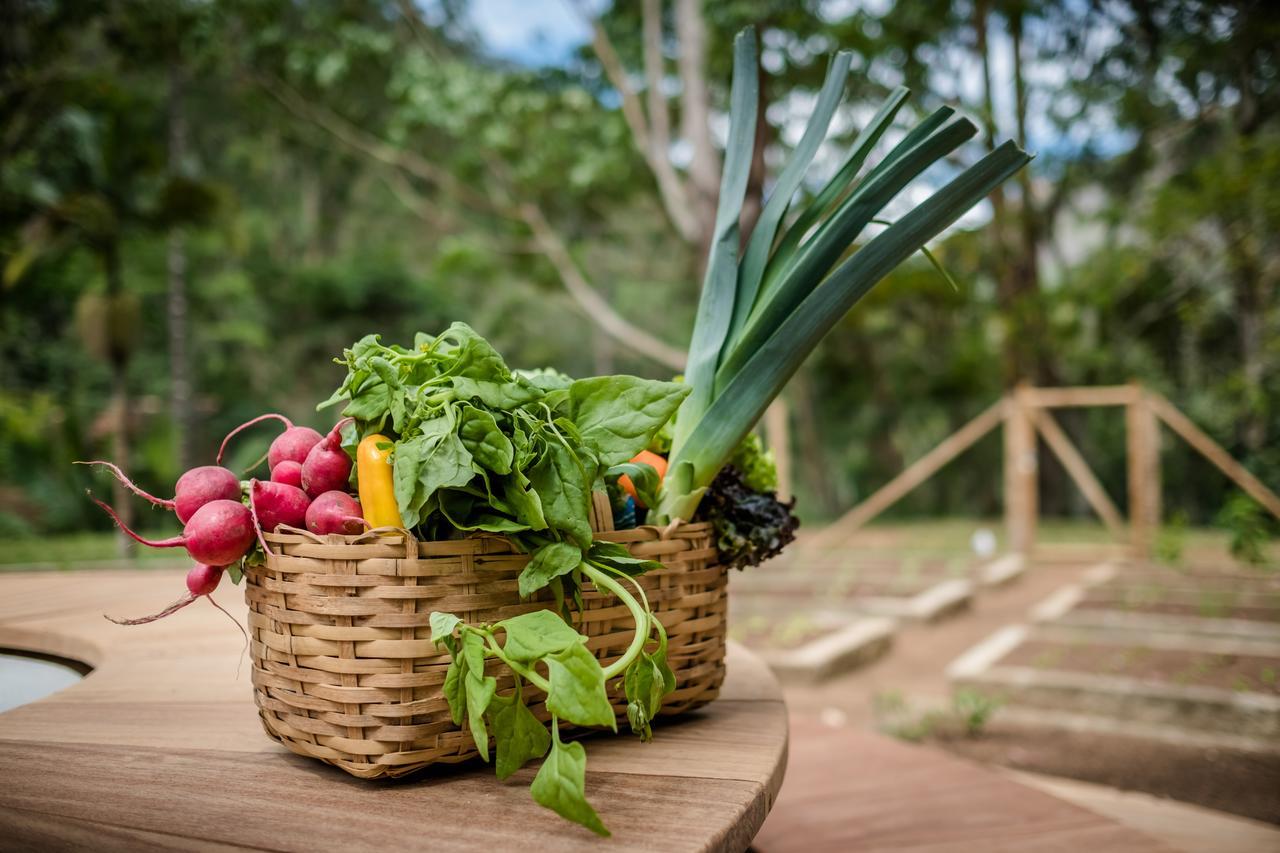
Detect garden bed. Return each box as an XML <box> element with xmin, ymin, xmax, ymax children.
<box><xmin>950</xmin><ymin>624</ymin><xmax>1280</xmax><ymax>742</ymax></box>
<box><xmin>729</xmin><ymin>610</ymin><xmax>895</xmax><ymax>684</ymax></box>
<box><xmin>733</xmin><ymin>552</ymin><xmax>977</xmax><ymax>622</ymax></box>
<box><xmin>1000</xmin><ymin>639</ymin><xmax>1280</xmax><ymax>695</ymax></box>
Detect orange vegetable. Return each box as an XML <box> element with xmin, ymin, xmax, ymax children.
<box><xmin>619</xmin><ymin>450</ymin><xmax>668</xmax><ymax>507</ymax></box>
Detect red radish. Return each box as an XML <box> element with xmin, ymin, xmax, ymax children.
<box><xmin>249</xmin><ymin>479</ymin><xmax>310</xmax><ymax>534</ymax></box>
<box><xmin>271</xmin><ymin>460</ymin><xmax>304</xmax><ymax>488</ymax></box>
<box><xmin>306</xmin><ymin>490</ymin><xmax>368</xmax><ymax>535</ymax></box>
<box><xmin>76</xmin><ymin>461</ymin><xmax>241</xmax><ymax>524</ymax></box>
<box><xmin>106</xmin><ymin>564</ymin><xmax>224</xmax><ymax>625</ymax></box>
<box><xmin>217</xmin><ymin>413</ymin><xmax>323</xmax><ymax>471</ymax></box>
<box><xmin>301</xmin><ymin>418</ymin><xmax>355</xmax><ymax>498</ymax></box>
<box><xmin>186</xmin><ymin>563</ymin><xmax>224</xmax><ymax>596</ymax></box>
<box><xmin>92</xmin><ymin>496</ymin><xmax>254</xmax><ymax>566</ymax></box>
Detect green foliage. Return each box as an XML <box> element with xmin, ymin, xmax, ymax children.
<box><xmin>1155</xmin><ymin>511</ymin><xmax>1189</xmax><ymax>567</ymax></box>
<box><xmin>873</xmin><ymin>689</ymin><xmax>1001</xmax><ymax>742</ymax></box>
<box><xmin>1216</xmin><ymin>493</ymin><xmax>1275</xmax><ymax>568</ymax></box>
<box><xmin>432</xmin><ymin>582</ymin><xmax>675</xmax><ymax>834</ymax></box>
<box><xmin>346</xmin><ymin>325</ymin><xmax>686</xmax><ymax>834</ymax></box>
<box><xmin>321</xmin><ymin>323</ymin><xmax>687</xmax><ymax>546</ymax></box>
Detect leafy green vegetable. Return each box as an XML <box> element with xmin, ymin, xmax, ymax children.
<box><xmin>696</xmin><ymin>465</ymin><xmax>799</xmax><ymax>570</ymax></box>
<box><xmin>429</xmin><ymin>576</ymin><xmax>673</xmax><ymax>835</ymax></box>
<box><xmin>518</xmin><ymin>542</ymin><xmax>582</xmax><ymax>598</ymax></box>
<box><xmin>330</xmin><ymin>323</ymin><xmax>684</xmax><ymax>836</ymax></box>
<box><xmin>500</xmin><ymin>608</ymin><xmax>583</xmax><ymax>661</ymax></box>
<box><xmin>565</xmin><ymin>375</ymin><xmax>691</xmax><ymax>467</ymax></box>
<box><xmin>652</xmin><ymin>29</ymin><xmax>1029</xmax><ymax>523</ymax></box>
<box><xmin>545</xmin><ymin>642</ymin><xmax>617</xmax><ymax>730</ymax></box>
<box><xmin>323</xmin><ymin>320</ymin><xmax>685</xmax><ymax>549</ymax></box>
<box><xmin>531</xmin><ymin>722</ymin><xmax>609</xmax><ymax>837</ymax></box>
<box><xmin>490</xmin><ymin>688</ymin><xmax>551</xmax><ymax>780</ymax></box>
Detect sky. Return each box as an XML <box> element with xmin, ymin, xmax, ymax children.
<box><xmin>463</xmin><ymin>0</ymin><xmax>595</xmax><ymax>66</ymax></box>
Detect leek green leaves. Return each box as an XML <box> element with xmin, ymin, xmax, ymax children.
<box><xmin>654</xmin><ymin>28</ymin><xmax>1030</xmax><ymax>523</ymax></box>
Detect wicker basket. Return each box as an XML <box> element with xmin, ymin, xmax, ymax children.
<box><xmin>245</xmin><ymin>511</ymin><xmax>727</xmax><ymax>779</ymax></box>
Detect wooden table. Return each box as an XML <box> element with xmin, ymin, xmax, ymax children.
<box><xmin>0</xmin><ymin>570</ymin><xmax>788</xmax><ymax>852</ymax></box>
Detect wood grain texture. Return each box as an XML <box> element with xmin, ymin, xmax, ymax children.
<box><xmin>752</xmin><ymin>714</ymin><xmax>1173</xmax><ymax>853</ymax></box>
<box><xmin>0</xmin><ymin>570</ymin><xmax>786</xmax><ymax>852</ymax></box>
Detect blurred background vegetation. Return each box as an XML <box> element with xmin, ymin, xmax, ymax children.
<box><xmin>2</xmin><ymin>0</ymin><xmax>1277</xmax><ymax>546</ymax></box>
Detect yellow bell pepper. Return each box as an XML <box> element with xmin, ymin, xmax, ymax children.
<box><xmin>356</xmin><ymin>434</ymin><xmax>404</xmax><ymax>528</ymax></box>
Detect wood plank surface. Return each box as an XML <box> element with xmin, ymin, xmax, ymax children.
<box><xmin>0</xmin><ymin>569</ymin><xmax>787</xmax><ymax>852</ymax></box>
<box><xmin>752</xmin><ymin>714</ymin><xmax>1173</xmax><ymax>853</ymax></box>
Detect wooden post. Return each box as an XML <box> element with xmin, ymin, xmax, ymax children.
<box><xmin>764</xmin><ymin>398</ymin><xmax>792</xmax><ymax>503</ymax></box>
<box><xmin>1126</xmin><ymin>384</ymin><xmax>1161</xmax><ymax>560</ymax></box>
<box><xmin>1005</xmin><ymin>386</ymin><xmax>1038</xmax><ymax>555</ymax></box>
<box><xmin>1030</xmin><ymin>407</ymin><xmax>1126</xmax><ymax>538</ymax></box>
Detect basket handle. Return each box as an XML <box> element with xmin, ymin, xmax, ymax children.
<box><xmin>640</xmin><ymin>518</ymin><xmax>686</xmax><ymax>540</ymax></box>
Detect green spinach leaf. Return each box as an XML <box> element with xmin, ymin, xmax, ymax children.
<box><xmin>459</xmin><ymin>405</ymin><xmax>514</xmax><ymax>474</ymax></box>
<box><xmin>528</xmin><ymin>442</ymin><xmax>592</xmax><ymax>548</ymax></box>
<box><xmin>518</xmin><ymin>542</ymin><xmax>582</xmax><ymax>598</ymax></box>
<box><xmin>500</xmin><ymin>609</ymin><xmax>583</xmax><ymax>662</ymax></box>
<box><xmin>565</xmin><ymin>376</ymin><xmax>690</xmax><ymax>467</ymax></box>
<box><xmin>530</xmin><ymin>723</ymin><xmax>609</xmax><ymax>837</ymax></box>
<box><xmin>489</xmin><ymin>689</ymin><xmax>551</xmax><ymax>780</ymax></box>
<box><xmin>544</xmin><ymin>643</ymin><xmax>616</xmax><ymax>730</ymax></box>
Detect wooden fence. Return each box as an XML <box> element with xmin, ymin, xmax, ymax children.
<box><xmin>804</xmin><ymin>383</ymin><xmax>1280</xmax><ymax>558</ymax></box>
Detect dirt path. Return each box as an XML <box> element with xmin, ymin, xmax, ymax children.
<box><xmin>777</xmin><ymin>559</ymin><xmax>1089</xmax><ymax>725</ymax></box>
<box><xmin>766</xmin><ymin>549</ymin><xmax>1280</xmax><ymax>835</ymax></box>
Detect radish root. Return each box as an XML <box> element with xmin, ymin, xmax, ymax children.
<box><xmin>76</xmin><ymin>461</ymin><xmax>175</xmax><ymax>510</ymax></box>
<box><xmin>207</xmin><ymin>594</ymin><xmax>250</xmax><ymax>679</ymax></box>
<box><xmin>105</xmin><ymin>592</ymin><xmax>197</xmax><ymax>625</ymax></box>
<box><xmin>217</xmin><ymin>413</ymin><xmax>293</xmax><ymax>465</ymax></box>
<box><xmin>90</xmin><ymin>494</ymin><xmax>183</xmax><ymax>549</ymax></box>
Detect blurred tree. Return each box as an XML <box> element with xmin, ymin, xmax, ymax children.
<box><xmin>1</xmin><ymin>0</ymin><xmax>1275</xmax><ymax>539</ymax></box>
<box><xmin>3</xmin><ymin>2</ymin><xmax>218</xmax><ymax>550</ymax></box>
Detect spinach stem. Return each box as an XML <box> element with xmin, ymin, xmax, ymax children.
<box><xmin>481</xmin><ymin>630</ymin><xmax>552</xmax><ymax>693</ymax></box>
<box><xmin>581</xmin><ymin>563</ymin><xmax>650</xmax><ymax>680</ymax></box>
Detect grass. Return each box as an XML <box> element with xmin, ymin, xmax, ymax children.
<box><xmin>0</xmin><ymin>531</ymin><xmax>184</xmax><ymax>570</ymax></box>
<box><xmin>820</xmin><ymin>516</ymin><xmax>1276</xmax><ymax>565</ymax></box>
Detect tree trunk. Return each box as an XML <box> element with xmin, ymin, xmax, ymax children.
<box><xmin>1008</xmin><ymin>8</ymin><xmax>1048</xmax><ymax>384</ymax></box>
<box><xmin>167</xmin><ymin>61</ymin><xmax>194</xmax><ymax>472</ymax></box>
<box><xmin>1233</xmin><ymin>254</ymin><xmax>1267</xmax><ymax>454</ymax></box>
<box><xmin>104</xmin><ymin>244</ymin><xmax>135</xmax><ymax>558</ymax></box>
<box><xmin>973</xmin><ymin>0</ymin><xmax>1017</xmax><ymax>386</ymax></box>
<box><xmin>790</xmin><ymin>367</ymin><xmax>840</xmax><ymax>518</ymax></box>
<box><xmin>675</xmin><ymin>0</ymin><xmax>718</xmax><ymax>269</ymax></box>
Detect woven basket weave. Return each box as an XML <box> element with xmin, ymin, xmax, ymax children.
<box><xmin>245</xmin><ymin>515</ymin><xmax>727</xmax><ymax>779</ymax></box>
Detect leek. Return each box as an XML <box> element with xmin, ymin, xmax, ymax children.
<box><xmin>652</xmin><ymin>28</ymin><xmax>1031</xmax><ymax>523</ymax></box>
